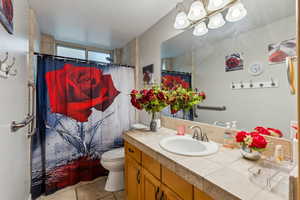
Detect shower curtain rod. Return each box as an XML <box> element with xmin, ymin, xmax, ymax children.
<box><xmin>162</xmin><ymin>70</ymin><xmax>192</xmax><ymax>75</ymax></box>
<box><xmin>33</xmin><ymin>52</ymin><xmax>135</xmax><ymax>69</ymax></box>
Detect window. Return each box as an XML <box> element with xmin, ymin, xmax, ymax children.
<box><xmin>56</xmin><ymin>43</ymin><xmax>112</xmax><ymax>63</ymax></box>
<box><xmin>88</xmin><ymin>51</ymin><xmax>111</xmax><ymax>63</ymax></box>
<box><xmin>57</xmin><ymin>45</ymin><xmax>85</xmax><ymax>59</ymax></box>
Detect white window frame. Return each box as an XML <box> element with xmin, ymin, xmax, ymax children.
<box><xmin>56</xmin><ymin>41</ymin><xmax>112</xmax><ymax>62</ymax></box>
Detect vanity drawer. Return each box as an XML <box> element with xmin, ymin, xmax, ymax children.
<box><xmin>125</xmin><ymin>142</ymin><xmax>141</xmax><ymax>163</ymax></box>
<box><xmin>162</xmin><ymin>166</ymin><xmax>193</xmax><ymax>200</ymax></box>
<box><xmin>194</xmin><ymin>187</ymin><xmax>213</xmax><ymax>200</ymax></box>
<box><xmin>142</xmin><ymin>153</ymin><xmax>161</xmax><ymax>180</ymax></box>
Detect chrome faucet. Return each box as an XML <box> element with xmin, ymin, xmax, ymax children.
<box><xmin>189</xmin><ymin>126</ymin><xmax>209</xmax><ymax>142</ymax></box>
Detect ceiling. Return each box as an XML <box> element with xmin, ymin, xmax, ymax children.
<box><xmin>28</xmin><ymin>0</ymin><xmax>180</xmax><ymax>49</ymax></box>
<box><xmin>162</xmin><ymin>0</ymin><xmax>296</xmax><ymax>58</ymax></box>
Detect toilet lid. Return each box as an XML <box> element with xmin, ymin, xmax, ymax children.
<box><xmin>102</xmin><ymin>147</ymin><xmax>124</xmax><ymax>161</ymax></box>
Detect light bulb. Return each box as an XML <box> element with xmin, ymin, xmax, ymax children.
<box><xmin>193</xmin><ymin>22</ymin><xmax>208</xmax><ymax>36</ymax></box>
<box><xmin>188</xmin><ymin>1</ymin><xmax>207</xmax><ymax>21</ymax></box>
<box><xmin>207</xmin><ymin>0</ymin><xmax>229</xmax><ymax>11</ymax></box>
<box><xmin>226</xmin><ymin>2</ymin><xmax>247</xmax><ymax>22</ymax></box>
<box><xmin>208</xmin><ymin>13</ymin><xmax>225</xmax><ymax>29</ymax></box>
<box><xmin>174</xmin><ymin>11</ymin><xmax>190</xmax><ymax>29</ymax></box>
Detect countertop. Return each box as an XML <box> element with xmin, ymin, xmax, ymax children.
<box><xmin>123</xmin><ymin>127</ymin><xmax>292</xmax><ymax>200</ymax></box>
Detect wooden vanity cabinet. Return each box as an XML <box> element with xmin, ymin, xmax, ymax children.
<box><xmin>141</xmin><ymin>168</ymin><xmax>161</xmax><ymax>200</ymax></box>
<box><xmin>160</xmin><ymin>184</ymin><xmax>183</xmax><ymax>200</ymax></box>
<box><xmin>194</xmin><ymin>187</ymin><xmax>213</xmax><ymax>200</ymax></box>
<box><xmin>125</xmin><ymin>141</ymin><xmax>213</xmax><ymax>200</ymax></box>
<box><xmin>125</xmin><ymin>156</ymin><xmax>142</xmax><ymax>200</ymax></box>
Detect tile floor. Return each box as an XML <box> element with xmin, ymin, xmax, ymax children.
<box><xmin>38</xmin><ymin>177</ymin><xmax>124</xmax><ymax>200</ymax></box>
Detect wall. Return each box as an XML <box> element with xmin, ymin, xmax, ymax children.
<box><xmin>168</xmin><ymin>51</ymin><xmax>193</xmax><ymax>73</ymax></box>
<box><xmin>0</xmin><ymin>1</ymin><xmax>40</xmax><ymax>199</ymax></box>
<box><xmin>194</xmin><ymin>16</ymin><xmax>296</xmax><ymax>136</ymax></box>
<box><xmin>40</xmin><ymin>34</ymin><xmax>55</xmax><ymax>55</ymax></box>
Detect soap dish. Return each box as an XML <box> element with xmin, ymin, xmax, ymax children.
<box><xmin>248</xmin><ymin>159</ymin><xmax>295</xmax><ymax>191</ymax></box>
<box><xmin>131</xmin><ymin>123</ymin><xmax>148</xmax><ymax>130</ymax></box>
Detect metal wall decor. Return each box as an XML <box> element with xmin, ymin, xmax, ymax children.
<box><xmin>0</xmin><ymin>52</ymin><xmax>17</xmax><ymax>79</ymax></box>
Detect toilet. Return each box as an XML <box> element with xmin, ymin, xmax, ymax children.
<box><xmin>101</xmin><ymin>147</ymin><xmax>125</xmax><ymax>192</ymax></box>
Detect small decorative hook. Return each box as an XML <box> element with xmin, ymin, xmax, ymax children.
<box><xmin>232</xmin><ymin>82</ymin><xmax>235</xmax><ymax>89</ymax></box>
<box><xmin>6</xmin><ymin>57</ymin><xmax>15</xmax><ymax>74</ymax></box>
<box><xmin>240</xmin><ymin>81</ymin><xmax>244</xmax><ymax>88</ymax></box>
<box><xmin>0</xmin><ymin>53</ymin><xmax>17</xmax><ymax>78</ymax></box>
<box><xmin>271</xmin><ymin>77</ymin><xmax>276</xmax><ymax>87</ymax></box>
<box><xmin>249</xmin><ymin>80</ymin><xmax>253</xmax><ymax>88</ymax></box>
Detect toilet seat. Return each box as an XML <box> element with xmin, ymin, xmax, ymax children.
<box><xmin>102</xmin><ymin>147</ymin><xmax>124</xmax><ymax>162</ymax></box>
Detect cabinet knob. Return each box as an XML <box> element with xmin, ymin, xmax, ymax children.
<box><xmin>136</xmin><ymin>170</ymin><xmax>141</xmax><ymax>184</ymax></box>
<box><xmin>155</xmin><ymin>187</ymin><xmax>160</xmax><ymax>200</ymax></box>
<box><xmin>128</xmin><ymin>148</ymin><xmax>134</xmax><ymax>153</ymax></box>
<box><xmin>160</xmin><ymin>191</ymin><xmax>165</xmax><ymax>200</ymax></box>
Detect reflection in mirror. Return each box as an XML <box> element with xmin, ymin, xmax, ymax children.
<box><xmin>161</xmin><ymin>0</ymin><xmax>296</xmax><ymax>139</ymax></box>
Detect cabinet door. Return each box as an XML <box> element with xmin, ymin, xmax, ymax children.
<box><xmin>125</xmin><ymin>156</ymin><xmax>141</xmax><ymax>200</ymax></box>
<box><xmin>194</xmin><ymin>187</ymin><xmax>213</xmax><ymax>200</ymax></box>
<box><xmin>141</xmin><ymin>168</ymin><xmax>161</xmax><ymax>200</ymax></box>
<box><xmin>161</xmin><ymin>184</ymin><xmax>183</xmax><ymax>200</ymax></box>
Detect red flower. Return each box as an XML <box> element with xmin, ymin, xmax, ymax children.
<box><xmin>226</xmin><ymin>57</ymin><xmax>241</xmax><ymax>68</ymax></box>
<box><xmin>199</xmin><ymin>92</ymin><xmax>206</xmax><ymax>100</ymax></box>
<box><xmin>267</xmin><ymin>128</ymin><xmax>283</xmax><ymax>137</ymax></box>
<box><xmin>45</xmin><ymin>64</ymin><xmax>120</xmax><ymax>122</ymax></box>
<box><xmin>254</xmin><ymin>126</ymin><xmax>271</xmax><ymax>136</ymax></box>
<box><xmin>236</xmin><ymin>131</ymin><xmax>249</xmax><ymax>143</ymax></box>
<box><xmin>146</xmin><ymin>89</ymin><xmax>156</xmax><ymax>101</ymax></box>
<box><xmin>157</xmin><ymin>92</ymin><xmax>165</xmax><ymax>101</ymax></box>
<box><xmin>131</xmin><ymin>98</ymin><xmax>142</xmax><ymax>110</ymax></box>
<box><xmin>162</xmin><ymin>75</ymin><xmax>190</xmax><ymax>90</ymax></box>
<box><xmin>130</xmin><ymin>89</ymin><xmax>138</xmax><ymax>98</ymax></box>
<box><xmin>249</xmin><ymin>134</ymin><xmax>267</xmax><ymax>149</ymax></box>
<box><xmin>140</xmin><ymin>89</ymin><xmax>148</xmax><ymax>96</ymax></box>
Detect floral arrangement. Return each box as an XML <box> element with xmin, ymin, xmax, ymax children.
<box><xmin>130</xmin><ymin>86</ymin><xmax>169</xmax><ymax>113</ymax></box>
<box><xmin>162</xmin><ymin>75</ymin><xmax>190</xmax><ymax>90</ymax></box>
<box><xmin>168</xmin><ymin>86</ymin><xmax>206</xmax><ymax>114</ymax></box>
<box><xmin>236</xmin><ymin>131</ymin><xmax>268</xmax><ymax>152</ymax></box>
<box><xmin>254</xmin><ymin>126</ymin><xmax>283</xmax><ymax>138</ymax></box>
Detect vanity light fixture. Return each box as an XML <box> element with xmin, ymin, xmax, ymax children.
<box><xmin>208</xmin><ymin>13</ymin><xmax>226</xmax><ymax>29</ymax></box>
<box><xmin>226</xmin><ymin>2</ymin><xmax>247</xmax><ymax>22</ymax></box>
<box><xmin>174</xmin><ymin>3</ymin><xmax>190</xmax><ymax>30</ymax></box>
<box><xmin>193</xmin><ymin>22</ymin><xmax>208</xmax><ymax>36</ymax></box>
<box><xmin>188</xmin><ymin>0</ymin><xmax>207</xmax><ymax>21</ymax></box>
<box><xmin>173</xmin><ymin>0</ymin><xmax>247</xmax><ymax>36</ymax></box>
<box><xmin>207</xmin><ymin>0</ymin><xmax>229</xmax><ymax>11</ymax></box>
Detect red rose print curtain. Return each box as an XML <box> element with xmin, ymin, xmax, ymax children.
<box><xmin>31</xmin><ymin>56</ymin><xmax>135</xmax><ymax>199</ymax></box>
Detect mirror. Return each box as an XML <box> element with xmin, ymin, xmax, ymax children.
<box><xmin>161</xmin><ymin>0</ymin><xmax>297</xmax><ymax>139</ymax></box>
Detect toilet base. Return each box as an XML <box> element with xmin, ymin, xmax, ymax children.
<box><xmin>104</xmin><ymin>170</ymin><xmax>124</xmax><ymax>192</ymax></box>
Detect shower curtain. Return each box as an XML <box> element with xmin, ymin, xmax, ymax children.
<box><xmin>31</xmin><ymin>56</ymin><xmax>135</xmax><ymax>199</ymax></box>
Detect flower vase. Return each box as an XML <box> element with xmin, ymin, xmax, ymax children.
<box><xmin>240</xmin><ymin>144</ymin><xmax>261</xmax><ymax>161</ymax></box>
<box><xmin>182</xmin><ymin>110</ymin><xmax>189</xmax><ymax>120</ymax></box>
<box><xmin>150</xmin><ymin>112</ymin><xmax>158</xmax><ymax>132</ymax></box>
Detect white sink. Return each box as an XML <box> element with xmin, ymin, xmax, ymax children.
<box><xmin>160</xmin><ymin>135</ymin><xmax>219</xmax><ymax>156</ymax></box>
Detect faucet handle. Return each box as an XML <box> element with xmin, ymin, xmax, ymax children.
<box><xmin>203</xmin><ymin>133</ymin><xmax>209</xmax><ymax>142</ymax></box>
